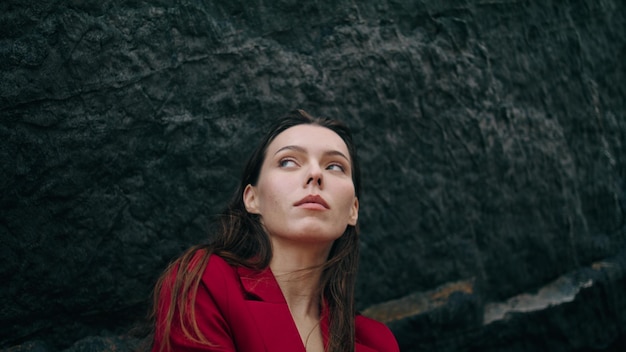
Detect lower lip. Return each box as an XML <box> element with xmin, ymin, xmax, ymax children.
<box><xmin>297</xmin><ymin>203</ymin><xmax>328</xmax><ymax>210</ymax></box>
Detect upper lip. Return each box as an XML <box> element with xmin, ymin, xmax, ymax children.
<box><xmin>294</xmin><ymin>194</ymin><xmax>330</xmax><ymax>209</ymax></box>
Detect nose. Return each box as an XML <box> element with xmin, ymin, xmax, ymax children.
<box><xmin>305</xmin><ymin>163</ymin><xmax>323</xmax><ymax>188</ymax></box>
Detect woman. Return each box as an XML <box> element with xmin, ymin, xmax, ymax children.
<box><xmin>151</xmin><ymin>109</ymin><xmax>399</xmax><ymax>352</ymax></box>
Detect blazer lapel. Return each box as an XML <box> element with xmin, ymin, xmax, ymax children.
<box><xmin>236</xmin><ymin>266</ymin><xmax>381</xmax><ymax>352</ymax></box>
<box><xmin>237</xmin><ymin>266</ymin><xmax>306</xmax><ymax>352</ymax></box>
<box><xmin>319</xmin><ymin>298</ymin><xmax>380</xmax><ymax>352</ymax></box>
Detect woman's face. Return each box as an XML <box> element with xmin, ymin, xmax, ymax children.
<box><xmin>243</xmin><ymin>124</ymin><xmax>359</xmax><ymax>245</ymax></box>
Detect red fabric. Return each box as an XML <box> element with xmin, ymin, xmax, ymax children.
<box><xmin>153</xmin><ymin>254</ymin><xmax>399</xmax><ymax>352</ymax></box>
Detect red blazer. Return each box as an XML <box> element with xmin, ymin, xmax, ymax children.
<box><xmin>153</xmin><ymin>254</ymin><xmax>399</xmax><ymax>352</ymax></box>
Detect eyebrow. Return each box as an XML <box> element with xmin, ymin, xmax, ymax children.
<box><xmin>274</xmin><ymin>145</ymin><xmax>351</xmax><ymax>162</ymax></box>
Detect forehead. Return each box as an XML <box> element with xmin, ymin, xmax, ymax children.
<box><xmin>266</xmin><ymin>124</ymin><xmax>350</xmax><ymax>157</ymax></box>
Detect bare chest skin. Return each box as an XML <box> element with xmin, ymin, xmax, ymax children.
<box><xmin>295</xmin><ymin>317</ymin><xmax>323</xmax><ymax>352</ymax></box>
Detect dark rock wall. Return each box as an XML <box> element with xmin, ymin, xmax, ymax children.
<box><xmin>1</xmin><ymin>0</ymin><xmax>624</xmax><ymax>350</ymax></box>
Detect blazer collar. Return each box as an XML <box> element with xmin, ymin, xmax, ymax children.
<box><xmin>236</xmin><ymin>265</ymin><xmax>286</xmax><ymax>303</ymax></box>
<box><xmin>235</xmin><ymin>265</ymin><xmax>380</xmax><ymax>352</ymax></box>
<box><xmin>237</xmin><ymin>265</ymin><xmax>305</xmax><ymax>351</ymax></box>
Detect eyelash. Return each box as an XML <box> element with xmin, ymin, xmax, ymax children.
<box><xmin>278</xmin><ymin>158</ymin><xmax>298</xmax><ymax>168</ymax></box>
<box><xmin>326</xmin><ymin>163</ymin><xmax>345</xmax><ymax>172</ymax></box>
<box><xmin>278</xmin><ymin>158</ymin><xmax>346</xmax><ymax>173</ymax></box>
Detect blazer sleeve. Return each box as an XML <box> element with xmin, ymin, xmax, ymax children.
<box><xmin>152</xmin><ymin>255</ymin><xmax>237</xmax><ymax>352</ymax></box>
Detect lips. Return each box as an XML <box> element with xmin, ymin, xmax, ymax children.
<box><xmin>294</xmin><ymin>194</ymin><xmax>330</xmax><ymax>209</ymax></box>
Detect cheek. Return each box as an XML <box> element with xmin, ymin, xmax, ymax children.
<box><xmin>337</xmin><ymin>184</ymin><xmax>356</xmax><ymax>208</ymax></box>
<box><xmin>257</xmin><ymin>181</ymin><xmax>285</xmax><ymax>212</ymax></box>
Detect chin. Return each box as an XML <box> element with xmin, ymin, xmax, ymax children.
<box><xmin>296</xmin><ymin>229</ymin><xmax>344</xmax><ymax>243</ymax></box>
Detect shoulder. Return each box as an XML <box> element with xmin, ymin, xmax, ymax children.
<box><xmin>165</xmin><ymin>250</ymin><xmax>242</xmax><ymax>297</ymax></box>
<box><xmin>153</xmin><ymin>251</ymin><xmax>243</xmax><ymax>351</ymax></box>
<box><xmin>199</xmin><ymin>252</ymin><xmax>241</xmax><ymax>292</ymax></box>
<box><xmin>355</xmin><ymin>315</ymin><xmax>400</xmax><ymax>352</ymax></box>
<box><xmin>203</xmin><ymin>252</ymin><xmax>236</xmax><ymax>276</ymax></box>
<box><xmin>166</xmin><ymin>249</ymin><xmax>238</xmax><ymax>282</ymax></box>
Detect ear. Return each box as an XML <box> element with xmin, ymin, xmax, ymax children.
<box><xmin>243</xmin><ymin>184</ymin><xmax>261</xmax><ymax>214</ymax></box>
<box><xmin>348</xmin><ymin>197</ymin><xmax>359</xmax><ymax>226</ymax></box>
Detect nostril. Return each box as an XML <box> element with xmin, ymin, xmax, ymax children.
<box><xmin>306</xmin><ymin>176</ymin><xmax>322</xmax><ymax>186</ymax></box>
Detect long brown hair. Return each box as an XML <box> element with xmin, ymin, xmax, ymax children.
<box><xmin>152</xmin><ymin>109</ymin><xmax>362</xmax><ymax>352</ymax></box>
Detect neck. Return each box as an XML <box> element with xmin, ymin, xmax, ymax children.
<box><xmin>269</xmin><ymin>238</ymin><xmax>332</xmax><ymax>319</ymax></box>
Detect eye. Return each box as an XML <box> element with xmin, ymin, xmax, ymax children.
<box><xmin>279</xmin><ymin>158</ymin><xmax>298</xmax><ymax>168</ymax></box>
<box><xmin>326</xmin><ymin>163</ymin><xmax>345</xmax><ymax>172</ymax></box>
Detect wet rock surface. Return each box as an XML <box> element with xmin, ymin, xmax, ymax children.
<box><xmin>1</xmin><ymin>0</ymin><xmax>625</xmax><ymax>350</ymax></box>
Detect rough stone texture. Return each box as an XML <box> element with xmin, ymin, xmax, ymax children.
<box><xmin>365</xmin><ymin>247</ymin><xmax>626</xmax><ymax>351</ymax></box>
<box><xmin>1</xmin><ymin>0</ymin><xmax>624</xmax><ymax>350</ymax></box>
